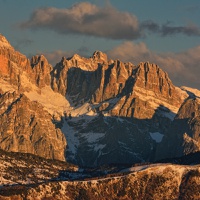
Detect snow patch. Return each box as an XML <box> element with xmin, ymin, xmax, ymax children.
<box><xmin>62</xmin><ymin>121</ymin><xmax>79</xmax><ymax>156</ymax></box>
<box><xmin>94</xmin><ymin>144</ymin><xmax>106</xmax><ymax>152</ymax></box>
<box><xmin>83</xmin><ymin>132</ymin><xmax>105</xmax><ymax>143</ymax></box>
<box><xmin>181</xmin><ymin>86</ymin><xmax>200</xmax><ymax>98</ymax></box>
<box><xmin>70</xmin><ymin>103</ymin><xmax>96</xmax><ymax>117</ymax></box>
<box><xmin>25</xmin><ymin>86</ymin><xmax>70</xmax><ymax>115</ymax></box>
<box><xmin>149</xmin><ymin>132</ymin><xmax>164</xmax><ymax>143</ymax></box>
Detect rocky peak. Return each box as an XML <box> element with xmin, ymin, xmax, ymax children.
<box><xmin>92</xmin><ymin>50</ymin><xmax>108</xmax><ymax>63</ymax></box>
<box><xmin>70</xmin><ymin>53</ymin><xmax>82</xmax><ymax>61</ymax></box>
<box><xmin>31</xmin><ymin>55</ymin><xmax>48</xmax><ymax>66</ymax></box>
<box><xmin>0</xmin><ymin>34</ymin><xmax>32</xmax><ymax>91</ymax></box>
<box><xmin>0</xmin><ymin>34</ymin><xmax>13</xmax><ymax>49</ymax></box>
<box><xmin>135</xmin><ymin>62</ymin><xmax>174</xmax><ymax>95</ymax></box>
<box><xmin>133</xmin><ymin>62</ymin><xmax>184</xmax><ymax>108</ymax></box>
<box><xmin>51</xmin><ymin>52</ymin><xmax>109</xmax><ymax>96</ymax></box>
<box><xmin>30</xmin><ymin>55</ymin><xmax>53</xmax><ymax>88</ymax></box>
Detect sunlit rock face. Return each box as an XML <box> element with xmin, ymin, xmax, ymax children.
<box><xmin>2</xmin><ymin>34</ymin><xmax>200</xmax><ymax>167</ymax></box>
<box><xmin>53</xmin><ymin>54</ymin><xmax>185</xmax><ymax>119</ymax></box>
<box><xmin>50</xmin><ymin>50</ymin><xmax>189</xmax><ymax>167</ymax></box>
<box><xmin>0</xmin><ymin>35</ymin><xmax>31</xmax><ymax>91</ymax></box>
<box><xmin>30</xmin><ymin>55</ymin><xmax>53</xmax><ymax>88</ymax></box>
<box><xmin>0</xmin><ymin>91</ymin><xmax>66</xmax><ymax>161</ymax></box>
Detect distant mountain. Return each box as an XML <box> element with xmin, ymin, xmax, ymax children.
<box><xmin>1</xmin><ymin>33</ymin><xmax>200</xmax><ymax>168</ymax></box>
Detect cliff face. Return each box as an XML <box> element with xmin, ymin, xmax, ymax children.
<box><xmin>160</xmin><ymin>98</ymin><xmax>200</xmax><ymax>160</ymax></box>
<box><xmin>0</xmin><ymin>91</ymin><xmax>66</xmax><ymax>161</ymax></box>
<box><xmin>51</xmin><ymin>53</ymin><xmax>188</xmax><ymax>166</ymax></box>
<box><xmin>0</xmin><ymin>35</ymin><xmax>68</xmax><ymax>161</ymax></box>
<box><xmin>52</xmin><ymin>53</ymin><xmax>185</xmax><ymax>119</ymax></box>
<box><xmin>30</xmin><ymin>55</ymin><xmax>53</xmax><ymax>88</ymax></box>
<box><xmin>1</xmin><ymin>33</ymin><xmax>199</xmax><ymax>167</ymax></box>
<box><xmin>0</xmin><ymin>35</ymin><xmax>30</xmax><ymax>91</ymax></box>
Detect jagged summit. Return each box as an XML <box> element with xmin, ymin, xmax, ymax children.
<box><xmin>68</xmin><ymin>53</ymin><xmax>82</xmax><ymax>61</ymax></box>
<box><xmin>1</xmin><ymin>34</ymin><xmax>200</xmax><ymax>199</ymax></box>
<box><xmin>0</xmin><ymin>33</ymin><xmax>13</xmax><ymax>49</ymax></box>
<box><xmin>92</xmin><ymin>50</ymin><xmax>108</xmax><ymax>62</ymax></box>
<box><xmin>0</xmin><ymin>34</ymin><xmax>199</xmax><ymax>168</ymax></box>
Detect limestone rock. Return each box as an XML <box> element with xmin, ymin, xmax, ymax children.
<box><xmin>0</xmin><ymin>91</ymin><xmax>66</xmax><ymax>161</ymax></box>
<box><xmin>31</xmin><ymin>55</ymin><xmax>53</xmax><ymax>88</ymax></box>
<box><xmin>0</xmin><ymin>34</ymin><xmax>196</xmax><ymax>167</ymax></box>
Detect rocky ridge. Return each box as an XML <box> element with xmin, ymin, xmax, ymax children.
<box><xmin>1</xmin><ymin>33</ymin><xmax>200</xmax><ymax>198</ymax></box>
<box><xmin>1</xmin><ymin>162</ymin><xmax>200</xmax><ymax>200</ymax></box>
<box><xmin>0</xmin><ymin>34</ymin><xmax>199</xmax><ymax>167</ymax></box>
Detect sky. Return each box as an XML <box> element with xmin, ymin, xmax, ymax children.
<box><xmin>0</xmin><ymin>0</ymin><xmax>200</xmax><ymax>89</ymax></box>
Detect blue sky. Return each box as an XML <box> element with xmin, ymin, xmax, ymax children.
<box><xmin>1</xmin><ymin>0</ymin><xmax>200</xmax><ymax>88</ymax></box>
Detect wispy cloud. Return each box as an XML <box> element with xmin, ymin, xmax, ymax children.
<box><xmin>42</xmin><ymin>50</ymin><xmax>73</xmax><ymax>66</ymax></box>
<box><xmin>41</xmin><ymin>46</ymin><xmax>90</xmax><ymax>66</ymax></box>
<box><xmin>108</xmin><ymin>41</ymin><xmax>200</xmax><ymax>88</ymax></box>
<box><xmin>20</xmin><ymin>2</ymin><xmax>200</xmax><ymax>40</ymax></box>
<box><xmin>14</xmin><ymin>38</ymin><xmax>34</xmax><ymax>51</ymax></box>
<box><xmin>142</xmin><ymin>21</ymin><xmax>200</xmax><ymax>37</ymax></box>
<box><xmin>160</xmin><ymin>22</ymin><xmax>200</xmax><ymax>37</ymax></box>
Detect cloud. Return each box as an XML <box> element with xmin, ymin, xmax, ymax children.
<box><xmin>14</xmin><ymin>38</ymin><xmax>33</xmax><ymax>51</ymax></box>
<box><xmin>20</xmin><ymin>2</ymin><xmax>141</xmax><ymax>40</ymax></box>
<box><xmin>141</xmin><ymin>21</ymin><xmax>200</xmax><ymax>37</ymax></box>
<box><xmin>42</xmin><ymin>46</ymin><xmax>90</xmax><ymax>66</ymax></box>
<box><xmin>20</xmin><ymin>2</ymin><xmax>200</xmax><ymax>39</ymax></box>
<box><xmin>39</xmin><ymin>41</ymin><xmax>200</xmax><ymax>89</ymax></box>
<box><xmin>160</xmin><ymin>23</ymin><xmax>200</xmax><ymax>37</ymax></box>
<box><xmin>42</xmin><ymin>50</ymin><xmax>74</xmax><ymax>66</ymax></box>
<box><xmin>108</xmin><ymin>41</ymin><xmax>200</xmax><ymax>88</ymax></box>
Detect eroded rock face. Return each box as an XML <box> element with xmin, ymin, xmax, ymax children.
<box><xmin>30</xmin><ymin>55</ymin><xmax>53</xmax><ymax>88</ymax></box>
<box><xmin>0</xmin><ymin>34</ymin><xmax>32</xmax><ymax>86</ymax></box>
<box><xmin>47</xmin><ymin>51</ymin><xmax>189</xmax><ymax>166</ymax></box>
<box><xmin>0</xmin><ymin>35</ymin><xmax>54</xmax><ymax>92</ymax></box>
<box><xmin>54</xmin><ymin>56</ymin><xmax>185</xmax><ymax>120</ymax></box>
<box><xmin>0</xmin><ymin>34</ymin><xmax>195</xmax><ymax>167</ymax></box>
<box><xmin>0</xmin><ymin>91</ymin><xmax>66</xmax><ymax>161</ymax></box>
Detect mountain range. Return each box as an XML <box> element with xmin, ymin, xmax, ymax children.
<box><xmin>1</xmin><ymin>33</ymin><xmax>200</xmax><ymax>199</ymax></box>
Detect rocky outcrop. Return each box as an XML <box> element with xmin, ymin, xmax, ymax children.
<box><xmin>51</xmin><ymin>51</ymin><xmax>108</xmax><ymax>96</ymax></box>
<box><xmin>30</xmin><ymin>55</ymin><xmax>53</xmax><ymax>88</ymax></box>
<box><xmin>52</xmin><ymin>53</ymin><xmax>185</xmax><ymax>120</ymax></box>
<box><xmin>0</xmin><ymin>34</ymin><xmax>53</xmax><ymax>92</ymax></box>
<box><xmin>0</xmin><ymin>34</ymin><xmax>31</xmax><ymax>90</ymax></box>
<box><xmin>0</xmin><ymin>91</ymin><xmax>66</xmax><ymax>161</ymax></box>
